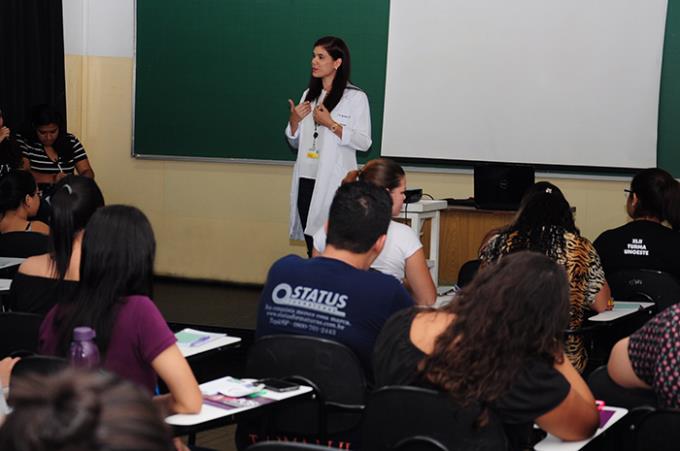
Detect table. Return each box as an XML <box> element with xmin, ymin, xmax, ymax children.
<box><xmin>177</xmin><ymin>328</ymin><xmax>243</xmax><ymax>358</ymax></box>
<box><xmin>166</xmin><ymin>376</ymin><xmax>313</xmax><ymax>436</ymax></box>
<box><xmin>398</xmin><ymin>200</ymin><xmax>448</xmax><ymax>286</ymax></box>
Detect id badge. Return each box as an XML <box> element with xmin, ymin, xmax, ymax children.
<box><xmin>306</xmin><ymin>149</ymin><xmax>319</xmax><ymax>159</ymax></box>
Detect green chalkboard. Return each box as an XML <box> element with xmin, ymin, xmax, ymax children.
<box><xmin>136</xmin><ymin>1</ymin><xmax>680</xmax><ymax>176</ymax></box>
<box><xmin>658</xmin><ymin>0</ymin><xmax>680</xmax><ymax>177</ymax></box>
<box><xmin>134</xmin><ymin>0</ymin><xmax>388</xmax><ymax>163</ymax></box>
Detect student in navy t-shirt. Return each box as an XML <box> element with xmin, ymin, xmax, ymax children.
<box><xmin>256</xmin><ymin>181</ymin><xmax>414</xmax><ymax>373</ymax></box>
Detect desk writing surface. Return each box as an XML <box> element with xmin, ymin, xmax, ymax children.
<box><xmin>0</xmin><ymin>257</ymin><xmax>25</xmax><ymax>270</ymax></box>
<box><xmin>588</xmin><ymin>302</ymin><xmax>655</xmax><ymax>322</ymax></box>
<box><xmin>165</xmin><ymin>376</ymin><xmax>313</xmax><ymax>427</ymax></box>
<box><xmin>535</xmin><ymin>406</ymin><xmax>627</xmax><ymax>451</ymax></box>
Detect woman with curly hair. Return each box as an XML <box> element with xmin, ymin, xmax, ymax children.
<box><xmin>373</xmin><ymin>251</ymin><xmax>599</xmax><ymax>450</ymax></box>
<box><xmin>479</xmin><ymin>181</ymin><xmax>610</xmax><ymax>372</ymax></box>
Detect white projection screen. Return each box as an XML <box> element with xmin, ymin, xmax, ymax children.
<box><xmin>381</xmin><ymin>0</ymin><xmax>668</xmax><ymax>169</ymax></box>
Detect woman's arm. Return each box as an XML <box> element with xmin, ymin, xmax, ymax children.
<box><xmin>404</xmin><ymin>249</ymin><xmax>436</xmax><ymax>306</ymax></box>
<box><xmin>74</xmin><ymin>159</ymin><xmax>94</xmax><ymax>179</ymax></box>
<box><xmin>535</xmin><ymin>355</ymin><xmax>599</xmax><ymax>441</ymax></box>
<box><xmin>151</xmin><ymin>344</ymin><xmax>202</xmax><ymax>414</ymax></box>
<box><xmin>607</xmin><ymin>337</ymin><xmax>650</xmax><ymax>390</ymax></box>
<box><xmin>590</xmin><ymin>281</ymin><xmax>611</xmax><ymax>313</ymax></box>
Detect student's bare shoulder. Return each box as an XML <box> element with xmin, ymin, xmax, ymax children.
<box><xmin>18</xmin><ymin>254</ymin><xmax>55</xmax><ymax>278</ymax></box>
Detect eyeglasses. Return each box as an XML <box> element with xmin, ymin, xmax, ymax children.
<box><xmin>624</xmin><ymin>188</ymin><xmax>633</xmax><ymax>199</ymax></box>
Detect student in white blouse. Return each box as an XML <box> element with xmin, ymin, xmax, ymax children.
<box><xmin>286</xmin><ymin>36</ymin><xmax>372</xmax><ymax>256</ymax></box>
<box><xmin>313</xmin><ymin>158</ymin><xmax>436</xmax><ymax>306</ymax></box>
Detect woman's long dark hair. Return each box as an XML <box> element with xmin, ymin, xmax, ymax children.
<box><xmin>52</xmin><ymin>205</ymin><xmax>156</xmax><ymax>357</ymax></box>
<box><xmin>629</xmin><ymin>167</ymin><xmax>680</xmax><ymax>230</ymax></box>
<box><xmin>497</xmin><ymin>181</ymin><xmax>578</xmax><ymax>260</ymax></box>
<box><xmin>27</xmin><ymin>104</ymin><xmax>74</xmax><ymax>161</ymax></box>
<box><xmin>419</xmin><ymin>251</ymin><xmax>569</xmax><ymax>423</ymax></box>
<box><xmin>343</xmin><ymin>158</ymin><xmax>405</xmax><ymax>190</ymax></box>
<box><xmin>0</xmin><ymin>170</ymin><xmax>37</xmax><ymax>215</ymax></box>
<box><xmin>48</xmin><ymin>176</ymin><xmax>104</xmax><ymax>279</ymax></box>
<box><xmin>304</xmin><ymin>36</ymin><xmax>354</xmax><ymax>112</ymax></box>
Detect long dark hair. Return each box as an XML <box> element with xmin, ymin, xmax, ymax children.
<box><xmin>28</xmin><ymin>104</ymin><xmax>74</xmax><ymax>161</ymax></box>
<box><xmin>304</xmin><ymin>36</ymin><xmax>354</xmax><ymax>112</ymax></box>
<box><xmin>52</xmin><ymin>205</ymin><xmax>156</xmax><ymax>357</ymax></box>
<box><xmin>0</xmin><ymin>369</ymin><xmax>174</xmax><ymax>451</ymax></box>
<box><xmin>48</xmin><ymin>176</ymin><xmax>105</xmax><ymax>279</ymax></box>
<box><xmin>0</xmin><ymin>170</ymin><xmax>37</xmax><ymax>215</ymax></box>
<box><xmin>629</xmin><ymin>168</ymin><xmax>680</xmax><ymax>230</ymax></box>
<box><xmin>343</xmin><ymin>158</ymin><xmax>405</xmax><ymax>190</ymax></box>
<box><xmin>496</xmin><ymin>181</ymin><xmax>578</xmax><ymax>260</ymax></box>
<box><xmin>419</xmin><ymin>251</ymin><xmax>569</xmax><ymax>423</ymax></box>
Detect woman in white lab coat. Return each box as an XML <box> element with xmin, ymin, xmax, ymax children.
<box><xmin>286</xmin><ymin>36</ymin><xmax>372</xmax><ymax>256</ymax></box>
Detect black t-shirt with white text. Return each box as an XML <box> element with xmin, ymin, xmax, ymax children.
<box><xmin>594</xmin><ymin>220</ymin><xmax>680</xmax><ymax>279</ymax></box>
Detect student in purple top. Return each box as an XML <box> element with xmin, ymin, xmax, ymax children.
<box><xmin>39</xmin><ymin>205</ymin><xmax>202</xmax><ymax>415</ymax></box>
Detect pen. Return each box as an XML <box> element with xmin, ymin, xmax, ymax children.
<box><xmin>190</xmin><ymin>335</ymin><xmax>213</xmax><ymax>347</ymax></box>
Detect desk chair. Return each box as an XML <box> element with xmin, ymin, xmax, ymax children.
<box><xmin>237</xmin><ymin>335</ymin><xmax>367</xmax><ymax>449</ymax></box>
<box><xmin>0</xmin><ymin>312</ymin><xmax>43</xmax><ymax>358</ymax></box>
<box><xmin>587</xmin><ymin>365</ymin><xmax>657</xmax><ymax>409</ymax></box>
<box><xmin>456</xmin><ymin>259</ymin><xmax>480</xmax><ymax>289</ymax></box>
<box><xmin>361</xmin><ymin>386</ymin><xmax>507</xmax><ymax>451</ymax></box>
<box><xmin>632</xmin><ymin>408</ymin><xmax>680</xmax><ymax>451</ymax></box>
<box><xmin>0</xmin><ymin>231</ymin><xmax>49</xmax><ymax>258</ymax></box>
<box><xmin>607</xmin><ymin>269</ymin><xmax>680</xmax><ymax>313</ymax></box>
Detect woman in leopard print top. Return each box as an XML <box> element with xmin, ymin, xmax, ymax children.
<box><xmin>480</xmin><ymin>181</ymin><xmax>611</xmax><ymax>372</ymax></box>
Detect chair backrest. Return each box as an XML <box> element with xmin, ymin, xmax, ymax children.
<box><xmin>0</xmin><ymin>312</ymin><xmax>43</xmax><ymax>358</ymax></box>
<box><xmin>238</xmin><ymin>334</ymin><xmax>367</xmax><ymax>448</ymax></box>
<box><xmin>608</xmin><ymin>269</ymin><xmax>680</xmax><ymax>311</ymax></box>
<box><xmin>587</xmin><ymin>365</ymin><xmax>657</xmax><ymax>409</ymax></box>
<box><xmin>634</xmin><ymin>408</ymin><xmax>680</xmax><ymax>451</ymax></box>
<box><xmin>362</xmin><ymin>386</ymin><xmax>507</xmax><ymax>451</ymax></box>
<box><xmin>457</xmin><ymin>259</ymin><xmax>481</xmax><ymax>288</ymax></box>
<box><xmin>0</xmin><ymin>231</ymin><xmax>49</xmax><ymax>259</ymax></box>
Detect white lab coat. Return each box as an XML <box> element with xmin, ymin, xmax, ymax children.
<box><xmin>286</xmin><ymin>86</ymin><xmax>372</xmax><ymax>240</ymax></box>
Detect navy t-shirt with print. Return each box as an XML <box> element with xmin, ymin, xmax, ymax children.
<box><xmin>256</xmin><ymin>255</ymin><xmax>414</xmax><ymax>373</ymax></box>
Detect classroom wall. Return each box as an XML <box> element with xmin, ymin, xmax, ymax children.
<box><xmin>62</xmin><ymin>0</ymin><xmax>630</xmax><ymax>284</ymax></box>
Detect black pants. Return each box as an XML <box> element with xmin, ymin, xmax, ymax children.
<box><xmin>297</xmin><ymin>177</ymin><xmax>316</xmax><ymax>258</ymax></box>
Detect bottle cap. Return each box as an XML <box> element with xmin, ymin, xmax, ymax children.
<box><xmin>73</xmin><ymin>326</ymin><xmax>96</xmax><ymax>341</ymax></box>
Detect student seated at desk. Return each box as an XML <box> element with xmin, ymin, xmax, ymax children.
<box><xmin>608</xmin><ymin>303</ymin><xmax>680</xmax><ymax>408</ymax></box>
<box><xmin>480</xmin><ymin>182</ymin><xmax>611</xmax><ymax>373</ymax></box>
<box><xmin>594</xmin><ymin>168</ymin><xmax>680</xmax><ymax>280</ymax></box>
<box><xmin>6</xmin><ymin>176</ymin><xmax>104</xmax><ymax>315</ymax></box>
<box><xmin>257</xmin><ymin>181</ymin><xmax>414</xmax><ymax>375</ymax></box>
<box><xmin>0</xmin><ymin>170</ymin><xmax>49</xmax><ymax>235</ymax></box>
<box><xmin>0</xmin><ymin>369</ymin><xmax>175</xmax><ymax>451</ymax></box>
<box><xmin>39</xmin><ymin>205</ymin><xmax>202</xmax><ymax>415</ymax></box>
<box><xmin>373</xmin><ymin>252</ymin><xmax>600</xmax><ymax>451</ymax></box>
<box><xmin>312</xmin><ymin>158</ymin><xmax>436</xmax><ymax>305</ymax></box>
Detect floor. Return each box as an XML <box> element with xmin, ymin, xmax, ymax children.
<box><xmin>154</xmin><ymin>277</ymin><xmax>262</xmax><ymax>451</ymax></box>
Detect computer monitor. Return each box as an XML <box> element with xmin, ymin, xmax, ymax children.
<box><xmin>474</xmin><ymin>164</ymin><xmax>535</xmax><ymax>210</ymax></box>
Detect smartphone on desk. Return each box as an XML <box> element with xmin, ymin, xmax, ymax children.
<box><xmin>258</xmin><ymin>378</ymin><xmax>300</xmax><ymax>392</ymax></box>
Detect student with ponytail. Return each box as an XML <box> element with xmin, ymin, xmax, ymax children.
<box><xmin>0</xmin><ymin>170</ymin><xmax>48</xmax><ymax>234</ymax></box>
<box><xmin>6</xmin><ymin>175</ymin><xmax>104</xmax><ymax>315</ymax></box>
<box><xmin>594</xmin><ymin>167</ymin><xmax>680</xmax><ymax>279</ymax></box>
<box><xmin>313</xmin><ymin>158</ymin><xmax>436</xmax><ymax>305</ymax></box>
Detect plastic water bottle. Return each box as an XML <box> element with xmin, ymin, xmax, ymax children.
<box><xmin>68</xmin><ymin>327</ymin><xmax>101</xmax><ymax>369</ymax></box>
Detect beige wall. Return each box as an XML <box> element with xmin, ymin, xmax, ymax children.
<box><xmin>64</xmin><ymin>54</ymin><xmax>630</xmax><ymax>285</ymax></box>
